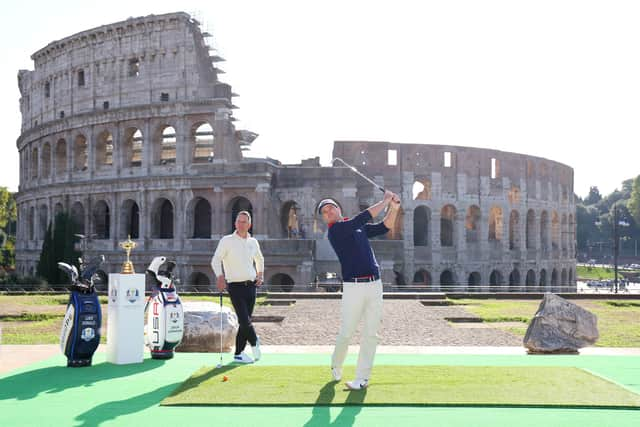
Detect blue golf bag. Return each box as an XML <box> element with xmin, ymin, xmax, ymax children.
<box><xmin>59</xmin><ymin>255</ymin><xmax>104</xmax><ymax>367</ymax></box>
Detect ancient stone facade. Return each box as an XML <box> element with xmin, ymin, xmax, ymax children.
<box><xmin>15</xmin><ymin>12</ymin><xmax>576</xmax><ymax>291</ymax></box>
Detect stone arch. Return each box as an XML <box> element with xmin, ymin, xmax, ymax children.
<box><xmin>526</xmin><ymin>269</ymin><xmax>536</xmax><ymax>288</ymax></box>
<box><xmin>92</xmin><ymin>200</ymin><xmax>110</xmax><ymax>239</ymax></box>
<box><xmin>568</xmin><ymin>214</ymin><xmax>575</xmax><ymax>257</ymax></box>
<box><xmin>55</xmin><ymin>138</ymin><xmax>67</xmax><ymax>176</ymax></box>
<box><xmin>465</xmin><ymin>205</ymin><xmax>481</xmax><ymax>243</ymax></box>
<box><xmin>509</xmin><ymin>269</ymin><xmax>521</xmax><ymax>289</ymax></box>
<box><xmin>54</xmin><ymin>203</ymin><xmax>64</xmax><ymax>218</ymax></box>
<box><xmin>151</xmin><ymin>198</ymin><xmax>174</xmax><ymax>239</ymax></box>
<box><xmin>561</xmin><ymin>214</ymin><xmax>568</xmax><ymax>255</ymax></box>
<box><xmin>509</xmin><ymin>210</ymin><xmax>520</xmax><ymax>250</ymax></box>
<box><xmin>228</xmin><ymin>196</ymin><xmax>253</xmax><ymax>234</ymax></box>
<box><xmin>440</xmin><ymin>270</ymin><xmax>456</xmax><ymax>287</ymax></box>
<box><xmin>526</xmin><ymin>209</ymin><xmax>535</xmax><ymax>249</ymax></box>
<box><xmin>488</xmin><ymin>206</ymin><xmax>503</xmax><ymax>241</ymax></box>
<box><xmin>31</xmin><ymin>147</ymin><xmax>38</xmax><ymax>178</ymax></box>
<box><xmin>191</xmin><ymin>122</ymin><xmax>215</xmax><ymax>163</ymax></box>
<box><xmin>412</xmin><ymin>179</ymin><xmax>431</xmax><ymax>200</ymax></box>
<box><xmin>440</xmin><ymin>205</ymin><xmax>456</xmax><ymax>247</ymax></box>
<box><xmin>551</xmin><ymin>211</ymin><xmax>560</xmax><ymax>252</ymax></box>
<box><xmin>38</xmin><ymin>204</ymin><xmax>48</xmax><ymax>238</ymax></box>
<box><xmin>191</xmin><ymin>197</ymin><xmax>212</xmax><ymax>238</ymax></box>
<box><xmin>41</xmin><ymin>142</ymin><xmax>51</xmax><ymax>178</ymax></box>
<box><xmin>123</xmin><ymin>127</ymin><xmax>143</xmax><ymax>167</ymax></box>
<box><xmin>120</xmin><ymin>199</ymin><xmax>139</xmax><ymax>239</ymax></box>
<box><xmin>70</xmin><ymin>201</ymin><xmax>85</xmax><ymax>235</ymax></box>
<box><xmin>28</xmin><ymin>206</ymin><xmax>35</xmax><ymax>240</ymax></box>
<box><xmin>413</xmin><ymin>206</ymin><xmax>430</xmax><ymax>246</ymax></box>
<box><xmin>551</xmin><ymin>268</ymin><xmax>559</xmax><ymax>288</ymax></box>
<box><xmin>413</xmin><ymin>269</ymin><xmax>431</xmax><ymax>287</ymax></box>
<box><xmin>154</xmin><ymin>124</ymin><xmax>177</xmax><ymax>165</ymax></box>
<box><xmin>489</xmin><ymin>270</ymin><xmax>503</xmax><ymax>291</ymax></box>
<box><xmin>468</xmin><ymin>271</ymin><xmax>481</xmax><ymax>289</ymax></box>
<box><xmin>96</xmin><ymin>130</ymin><xmax>114</xmax><ymax>168</ymax></box>
<box><xmin>281</xmin><ymin>200</ymin><xmax>300</xmax><ymax>238</ymax></box>
<box><xmin>73</xmin><ymin>134</ymin><xmax>88</xmax><ymax>171</ymax></box>
<box><xmin>269</xmin><ymin>273</ymin><xmax>295</xmax><ymax>292</ymax></box>
<box><xmin>188</xmin><ymin>272</ymin><xmax>211</xmax><ymax>291</ymax></box>
<box><xmin>539</xmin><ymin>268</ymin><xmax>547</xmax><ymax>287</ymax></box>
<box><xmin>540</xmin><ymin>210</ymin><xmax>549</xmax><ymax>252</ymax></box>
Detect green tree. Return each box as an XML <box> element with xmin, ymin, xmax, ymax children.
<box><xmin>628</xmin><ymin>175</ymin><xmax>640</xmax><ymax>225</ymax></box>
<box><xmin>0</xmin><ymin>187</ymin><xmax>17</xmax><ymax>230</ymax></box>
<box><xmin>584</xmin><ymin>186</ymin><xmax>602</xmax><ymax>205</ymax></box>
<box><xmin>36</xmin><ymin>212</ymin><xmax>80</xmax><ymax>284</ymax></box>
<box><xmin>0</xmin><ymin>188</ymin><xmax>17</xmax><ymax>270</ymax></box>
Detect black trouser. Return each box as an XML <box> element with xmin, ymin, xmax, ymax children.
<box><xmin>227</xmin><ymin>281</ymin><xmax>258</xmax><ymax>355</ymax></box>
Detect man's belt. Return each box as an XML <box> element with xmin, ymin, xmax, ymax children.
<box><xmin>228</xmin><ymin>280</ymin><xmax>256</xmax><ymax>286</ymax></box>
<box><xmin>345</xmin><ymin>274</ymin><xmax>379</xmax><ymax>283</ymax></box>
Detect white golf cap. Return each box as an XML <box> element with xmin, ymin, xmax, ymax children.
<box><xmin>317</xmin><ymin>199</ymin><xmax>339</xmax><ymax>214</ymax></box>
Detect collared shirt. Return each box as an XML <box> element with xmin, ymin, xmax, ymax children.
<box><xmin>327</xmin><ymin>210</ymin><xmax>389</xmax><ymax>282</ymax></box>
<box><xmin>211</xmin><ymin>231</ymin><xmax>265</xmax><ymax>283</ymax></box>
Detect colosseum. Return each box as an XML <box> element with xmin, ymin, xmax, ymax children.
<box><xmin>15</xmin><ymin>12</ymin><xmax>576</xmax><ymax>292</ymax></box>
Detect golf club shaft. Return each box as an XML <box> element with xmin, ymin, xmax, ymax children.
<box><xmin>219</xmin><ymin>291</ymin><xmax>223</xmax><ymax>366</ymax></box>
<box><xmin>332</xmin><ymin>157</ymin><xmax>386</xmax><ymax>193</ymax></box>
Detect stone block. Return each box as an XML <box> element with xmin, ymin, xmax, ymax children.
<box><xmin>176</xmin><ymin>301</ymin><xmax>238</xmax><ymax>353</ymax></box>
<box><xmin>523</xmin><ymin>293</ymin><xmax>598</xmax><ymax>354</ymax></box>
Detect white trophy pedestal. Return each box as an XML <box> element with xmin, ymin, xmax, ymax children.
<box><xmin>107</xmin><ymin>273</ymin><xmax>145</xmax><ymax>364</ymax></box>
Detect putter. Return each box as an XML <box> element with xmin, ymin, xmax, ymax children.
<box><xmin>332</xmin><ymin>157</ymin><xmax>386</xmax><ymax>193</ymax></box>
<box><xmin>216</xmin><ymin>291</ymin><xmax>223</xmax><ymax>369</ymax></box>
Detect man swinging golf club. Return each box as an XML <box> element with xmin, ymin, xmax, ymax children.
<box><xmin>319</xmin><ymin>190</ymin><xmax>401</xmax><ymax>390</ymax></box>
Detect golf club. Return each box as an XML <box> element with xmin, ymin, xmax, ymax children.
<box><xmin>332</xmin><ymin>157</ymin><xmax>386</xmax><ymax>193</ymax></box>
<box><xmin>216</xmin><ymin>291</ymin><xmax>223</xmax><ymax>369</ymax></box>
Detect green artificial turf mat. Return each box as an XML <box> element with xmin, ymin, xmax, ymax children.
<box><xmin>161</xmin><ymin>365</ymin><xmax>640</xmax><ymax>408</ymax></box>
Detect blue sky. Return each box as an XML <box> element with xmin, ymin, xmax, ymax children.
<box><xmin>2</xmin><ymin>0</ymin><xmax>639</xmax><ymax>197</ymax></box>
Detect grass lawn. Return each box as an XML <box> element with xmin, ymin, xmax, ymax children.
<box><xmin>576</xmin><ymin>265</ymin><xmax>615</xmax><ymax>280</ymax></box>
<box><xmin>162</xmin><ymin>365</ymin><xmax>640</xmax><ymax>407</ymax></box>
<box><xmin>0</xmin><ymin>294</ymin><xmax>264</xmax><ymax>345</ymax></box>
<box><xmin>452</xmin><ymin>298</ymin><xmax>640</xmax><ymax>347</ymax></box>
<box><xmin>574</xmin><ymin>265</ymin><xmax>640</xmax><ymax>280</ymax></box>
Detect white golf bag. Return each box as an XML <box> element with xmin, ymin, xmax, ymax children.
<box><xmin>144</xmin><ymin>256</ymin><xmax>184</xmax><ymax>359</ymax></box>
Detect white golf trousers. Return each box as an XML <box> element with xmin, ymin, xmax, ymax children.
<box><xmin>331</xmin><ymin>279</ymin><xmax>383</xmax><ymax>381</ymax></box>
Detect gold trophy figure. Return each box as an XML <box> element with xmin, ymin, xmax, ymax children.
<box><xmin>119</xmin><ymin>235</ymin><xmax>137</xmax><ymax>274</ymax></box>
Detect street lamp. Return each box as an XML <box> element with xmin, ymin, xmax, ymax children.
<box><xmin>595</xmin><ymin>205</ymin><xmax>630</xmax><ymax>293</ymax></box>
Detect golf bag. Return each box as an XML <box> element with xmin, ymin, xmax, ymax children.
<box><xmin>144</xmin><ymin>256</ymin><xmax>184</xmax><ymax>359</ymax></box>
<box><xmin>59</xmin><ymin>255</ymin><xmax>105</xmax><ymax>367</ymax></box>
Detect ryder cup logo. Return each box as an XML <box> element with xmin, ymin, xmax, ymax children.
<box><xmin>170</xmin><ymin>311</ymin><xmax>180</xmax><ymax>323</ymax></box>
<box><xmin>81</xmin><ymin>327</ymin><xmax>95</xmax><ymax>342</ymax></box>
<box><xmin>126</xmin><ymin>288</ymin><xmax>140</xmax><ymax>303</ymax></box>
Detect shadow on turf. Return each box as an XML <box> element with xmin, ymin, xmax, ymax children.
<box><xmin>73</xmin><ymin>382</ymin><xmax>181</xmax><ymax>427</ymax></box>
<box><xmin>0</xmin><ymin>358</ymin><xmax>166</xmax><ymax>401</ymax></box>
<box><xmin>163</xmin><ymin>363</ymin><xmax>241</xmax><ymax>399</ymax></box>
<box><xmin>303</xmin><ymin>380</ymin><xmax>367</xmax><ymax>427</ymax></box>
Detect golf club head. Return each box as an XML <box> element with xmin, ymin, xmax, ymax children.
<box><xmin>216</xmin><ymin>363</ymin><xmax>222</xmax><ymax>369</ymax></box>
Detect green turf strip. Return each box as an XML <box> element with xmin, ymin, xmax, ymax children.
<box><xmin>161</xmin><ymin>365</ymin><xmax>640</xmax><ymax>408</ymax></box>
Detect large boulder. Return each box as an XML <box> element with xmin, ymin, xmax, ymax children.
<box><xmin>523</xmin><ymin>293</ymin><xmax>599</xmax><ymax>354</ymax></box>
<box><xmin>176</xmin><ymin>301</ymin><xmax>238</xmax><ymax>353</ymax></box>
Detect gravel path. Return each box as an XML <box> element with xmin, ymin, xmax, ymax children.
<box><xmin>253</xmin><ymin>299</ymin><xmax>521</xmax><ymax>346</ymax></box>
